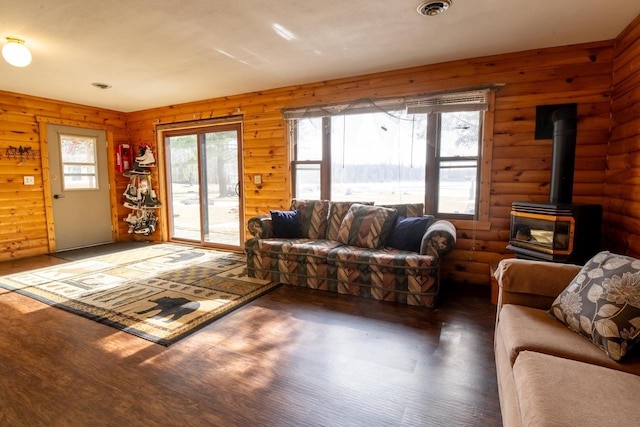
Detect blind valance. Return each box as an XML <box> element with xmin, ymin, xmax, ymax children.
<box><xmin>282</xmin><ymin>87</ymin><xmax>493</xmax><ymax>120</ymax></box>
<box><xmin>406</xmin><ymin>89</ymin><xmax>489</xmax><ymax>114</ymax></box>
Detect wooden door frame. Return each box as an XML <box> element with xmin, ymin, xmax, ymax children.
<box><xmin>37</xmin><ymin>117</ymin><xmax>118</xmax><ymax>253</ymax></box>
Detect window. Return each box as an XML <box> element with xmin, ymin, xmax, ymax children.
<box><xmin>59</xmin><ymin>133</ymin><xmax>99</xmax><ymax>190</ymax></box>
<box><xmin>426</xmin><ymin>110</ymin><xmax>481</xmax><ymax>218</ymax></box>
<box><xmin>292</xmin><ymin>117</ymin><xmax>325</xmax><ymax>200</ymax></box>
<box><xmin>287</xmin><ymin>90</ymin><xmax>490</xmax><ymax>220</ymax></box>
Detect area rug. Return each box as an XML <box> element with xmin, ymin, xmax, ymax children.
<box><xmin>0</xmin><ymin>243</ymin><xmax>279</xmax><ymax>345</ymax></box>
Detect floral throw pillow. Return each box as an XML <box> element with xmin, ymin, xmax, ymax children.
<box><xmin>548</xmin><ymin>251</ymin><xmax>640</xmax><ymax>361</ymax></box>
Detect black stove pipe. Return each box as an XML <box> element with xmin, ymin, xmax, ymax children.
<box><xmin>549</xmin><ymin>105</ymin><xmax>577</xmax><ymax>205</ymax></box>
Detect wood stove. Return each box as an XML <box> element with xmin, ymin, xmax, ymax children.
<box><xmin>507</xmin><ymin>202</ymin><xmax>602</xmax><ymax>264</ymax></box>
<box><xmin>507</xmin><ymin>103</ymin><xmax>602</xmax><ymax>264</ymax></box>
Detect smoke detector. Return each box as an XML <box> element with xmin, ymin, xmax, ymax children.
<box><xmin>417</xmin><ymin>0</ymin><xmax>452</xmax><ymax>16</ymax></box>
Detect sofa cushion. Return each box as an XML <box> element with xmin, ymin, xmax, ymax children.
<box><xmin>290</xmin><ymin>199</ymin><xmax>330</xmax><ymax>239</ymax></box>
<box><xmin>549</xmin><ymin>251</ymin><xmax>640</xmax><ymax>361</ymax></box>
<box><xmin>387</xmin><ymin>215</ymin><xmax>434</xmax><ymax>253</ymax></box>
<box><xmin>326</xmin><ymin>201</ymin><xmax>374</xmax><ymax>241</ymax></box>
<box><xmin>270</xmin><ymin>210</ymin><xmax>301</xmax><ymax>238</ymax></box>
<box><xmin>513</xmin><ymin>351</ymin><xmax>640</xmax><ymax>427</ymax></box>
<box><xmin>248</xmin><ymin>238</ymin><xmax>341</xmax><ymax>262</ymax></box>
<box><xmin>327</xmin><ymin>245</ymin><xmax>439</xmax><ymax>307</ymax></box>
<box><xmin>497</xmin><ymin>304</ymin><xmax>640</xmax><ymax>376</ymax></box>
<box><xmin>336</xmin><ymin>204</ymin><xmax>398</xmax><ymax>249</ymax></box>
<box><xmin>327</xmin><ymin>245</ymin><xmax>436</xmax><ymax>273</ymax></box>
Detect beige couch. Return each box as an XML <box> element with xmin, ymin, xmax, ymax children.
<box><xmin>494</xmin><ymin>258</ymin><xmax>640</xmax><ymax>427</ymax></box>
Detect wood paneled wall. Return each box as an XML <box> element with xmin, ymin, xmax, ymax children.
<box><xmin>2</xmin><ymin>33</ymin><xmax>630</xmax><ymax>285</ymax></box>
<box><xmin>0</xmin><ymin>92</ymin><xmax>127</xmax><ymax>261</ymax></box>
<box><xmin>127</xmin><ymin>41</ymin><xmax>615</xmax><ymax>285</ymax></box>
<box><xmin>605</xmin><ymin>15</ymin><xmax>640</xmax><ymax>257</ymax></box>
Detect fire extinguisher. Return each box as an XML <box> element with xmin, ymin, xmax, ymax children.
<box><xmin>116</xmin><ymin>144</ymin><xmax>133</xmax><ymax>173</ymax></box>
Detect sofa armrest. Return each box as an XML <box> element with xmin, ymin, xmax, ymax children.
<box><xmin>495</xmin><ymin>258</ymin><xmax>581</xmax><ymax>311</ymax></box>
<box><xmin>247</xmin><ymin>215</ymin><xmax>273</xmax><ymax>239</ymax></box>
<box><xmin>420</xmin><ymin>220</ymin><xmax>456</xmax><ymax>257</ymax></box>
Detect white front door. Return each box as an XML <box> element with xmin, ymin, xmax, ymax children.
<box><xmin>47</xmin><ymin>124</ymin><xmax>113</xmax><ymax>251</ymax></box>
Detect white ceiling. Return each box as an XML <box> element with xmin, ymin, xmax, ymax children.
<box><xmin>1</xmin><ymin>0</ymin><xmax>638</xmax><ymax>112</ymax></box>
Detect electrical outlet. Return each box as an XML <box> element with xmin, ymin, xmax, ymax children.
<box><xmin>23</xmin><ymin>176</ymin><xmax>35</xmax><ymax>185</ymax></box>
<box><xmin>254</xmin><ymin>174</ymin><xmax>262</xmax><ymax>185</ymax></box>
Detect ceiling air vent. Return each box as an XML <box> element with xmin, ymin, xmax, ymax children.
<box><xmin>417</xmin><ymin>0</ymin><xmax>452</xmax><ymax>16</ymax></box>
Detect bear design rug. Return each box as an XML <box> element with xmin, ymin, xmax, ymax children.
<box><xmin>0</xmin><ymin>243</ymin><xmax>279</xmax><ymax>345</ymax></box>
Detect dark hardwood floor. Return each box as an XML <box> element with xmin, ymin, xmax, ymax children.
<box><xmin>0</xmin><ymin>253</ymin><xmax>502</xmax><ymax>426</ymax></box>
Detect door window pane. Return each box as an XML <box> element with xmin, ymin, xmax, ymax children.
<box><xmin>203</xmin><ymin>131</ymin><xmax>240</xmax><ymax>246</ymax></box>
<box><xmin>167</xmin><ymin>134</ymin><xmax>201</xmax><ymax>240</ymax></box>
<box><xmin>59</xmin><ymin>134</ymin><xmax>99</xmax><ymax>190</ymax></box>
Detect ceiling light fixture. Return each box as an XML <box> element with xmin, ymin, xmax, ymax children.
<box><xmin>2</xmin><ymin>37</ymin><xmax>32</xmax><ymax>67</ymax></box>
<box><xmin>417</xmin><ymin>0</ymin><xmax>452</xmax><ymax>16</ymax></box>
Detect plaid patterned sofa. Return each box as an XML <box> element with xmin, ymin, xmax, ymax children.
<box><xmin>245</xmin><ymin>200</ymin><xmax>456</xmax><ymax>307</ymax></box>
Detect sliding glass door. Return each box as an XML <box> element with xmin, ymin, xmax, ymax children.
<box><xmin>165</xmin><ymin>123</ymin><xmax>243</xmax><ymax>249</ymax></box>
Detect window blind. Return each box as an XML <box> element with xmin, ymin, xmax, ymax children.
<box><xmin>282</xmin><ymin>98</ymin><xmax>406</xmax><ymax>120</ymax></box>
<box><xmin>406</xmin><ymin>89</ymin><xmax>490</xmax><ymax>114</ymax></box>
<box><xmin>282</xmin><ymin>88</ymin><xmax>493</xmax><ymax>120</ymax></box>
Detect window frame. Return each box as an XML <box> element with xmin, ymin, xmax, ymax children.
<box><xmin>426</xmin><ymin>111</ymin><xmax>483</xmax><ymax>221</ymax></box>
<box><xmin>58</xmin><ymin>133</ymin><xmax>99</xmax><ymax>191</ymax></box>
<box><xmin>286</xmin><ymin>89</ymin><xmax>494</xmax><ymax>224</ymax></box>
<box><xmin>291</xmin><ymin>117</ymin><xmax>331</xmax><ymax>200</ymax></box>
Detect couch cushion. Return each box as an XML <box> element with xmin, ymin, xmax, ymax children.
<box><xmin>327</xmin><ymin>245</ymin><xmax>436</xmax><ymax>273</ymax></box>
<box><xmin>387</xmin><ymin>215</ymin><xmax>434</xmax><ymax>253</ymax></box>
<box><xmin>549</xmin><ymin>251</ymin><xmax>640</xmax><ymax>361</ymax></box>
<box><xmin>270</xmin><ymin>210</ymin><xmax>301</xmax><ymax>238</ymax></box>
<box><xmin>336</xmin><ymin>204</ymin><xmax>398</xmax><ymax>249</ymax></box>
<box><xmin>496</xmin><ymin>304</ymin><xmax>640</xmax><ymax>376</ymax></box>
<box><xmin>326</xmin><ymin>201</ymin><xmax>374</xmax><ymax>241</ymax></box>
<box><xmin>494</xmin><ymin>322</ymin><xmax>524</xmax><ymax>427</ymax></box>
<box><xmin>290</xmin><ymin>199</ymin><xmax>330</xmax><ymax>240</ymax></box>
<box><xmin>328</xmin><ymin>245</ymin><xmax>439</xmax><ymax>307</ymax></box>
<box><xmin>513</xmin><ymin>351</ymin><xmax>640</xmax><ymax>427</ymax></box>
<box><xmin>249</xmin><ymin>238</ymin><xmax>342</xmax><ymax>262</ymax></box>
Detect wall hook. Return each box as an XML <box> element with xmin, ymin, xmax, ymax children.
<box><xmin>2</xmin><ymin>145</ymin><xmax>39</xmax><ymax>161</ymax></box>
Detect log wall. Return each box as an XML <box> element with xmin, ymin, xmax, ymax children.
<box><xmin>127</xmin><ymin>41</ymin><xmax>615</xmax><ymax>285</ymax></box>
<box><xmin>605</xmin><ymin>15</ymin><xmax>640</xmax><ymax>257</ymax></box>
<box><xmin>0</xmin><ymin>92</ymin><xmax>127</xmax><ymax>261</ymax></box>
<box><xmin>3</xmin><ymin>35</ymin><xmax>630</xmax><ymax>284</ymax></box>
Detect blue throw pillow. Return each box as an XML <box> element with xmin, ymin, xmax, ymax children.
<box><xmin>387</xmin><ymin>216</ymin><xmax>432</xmax><ymax>252</ymax></box>
<box><xmin>270</xmin><ymin>210</ymin><xmax>301</xmax><ymax>238</ymax></box>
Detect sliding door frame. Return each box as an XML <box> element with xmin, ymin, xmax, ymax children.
<box><xmin>158</xmin><ymin>117</ymin><xmax>245</xmax><ymax>251</ymax></box>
